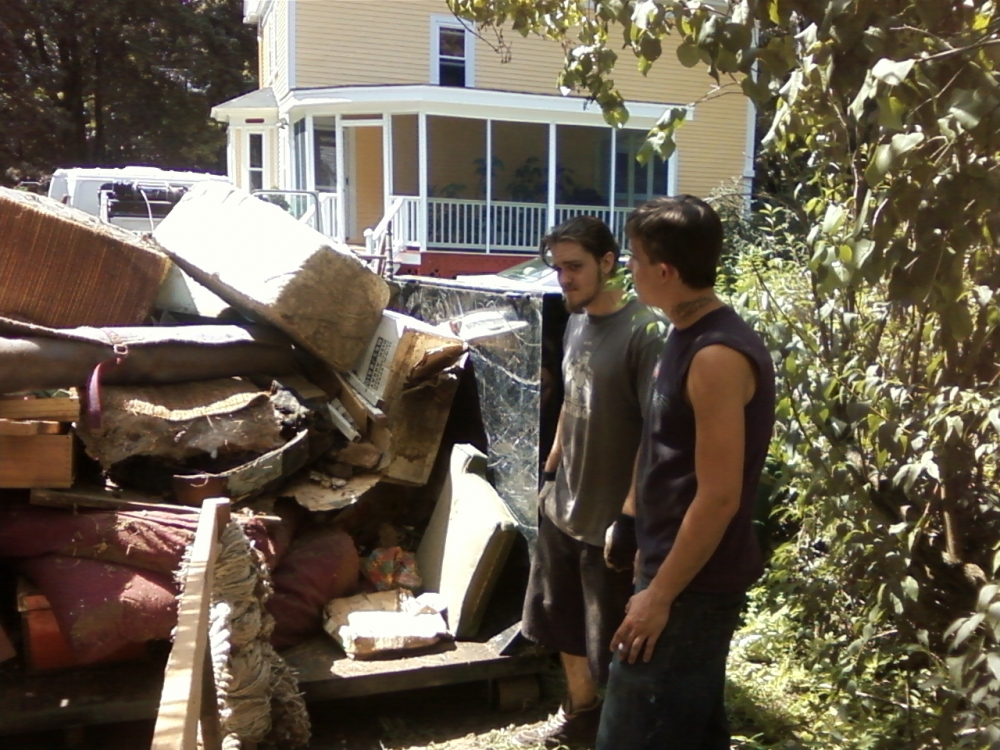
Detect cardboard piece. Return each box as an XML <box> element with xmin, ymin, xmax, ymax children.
<box><xmin>153</xmin><ymin>183</ymin><xmax>391</xmax><ymax>371</ymax></box>
<box><xmin>373</xmin><ymin>355</ymin><xmax>466</xmax><ymax>486</ymax></box>
<box><xmin>284</xmin><ymin>471</ymin><xmax>383</xmax><ymax>512</ymax></box>
<box><xmin>0</xmin><ymin>187</ymin><xmax>171</xmax><ymax>328</ymax></box>
<box><xmin>416</xmin><ymin>444</ymin><xmax>518</xmax><ymax>639</ymax></box>
<box><xmin>323</xmin><ymin>590</ymin><xmax>450</xmax><ymax>659</ymax></box>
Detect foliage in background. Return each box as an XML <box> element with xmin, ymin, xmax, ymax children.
<box><xmin>0</xmin><ymin>0</ymin><xmax>256</xmax><ymax>184</ymax></box>
<box><xmin>451</xmin><ymin>0</ymin><xmax>1000</xmax><ymax>746</ymax></box>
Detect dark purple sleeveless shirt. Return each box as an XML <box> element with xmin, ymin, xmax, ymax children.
<box><xmin>636</xmin><ymin>306</ymin><xmax>775</xmax><ymax>593</ymax></box>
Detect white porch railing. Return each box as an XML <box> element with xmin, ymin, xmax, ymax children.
<box><xmin>420</xmin><ymin>198</ymin><xmax>632</xmax><ymax>252</ymax></box>
<box><xmin>318</xmin><ymin>192</ymin><xmax>340</xmax><ymax>241</ymax></box>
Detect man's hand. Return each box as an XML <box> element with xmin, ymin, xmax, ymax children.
<box><xmin>604</xmin><ymin>514</ymin><xmax>637</xmax><ymax>571</ymax></box>
<box><xmin>538</xmin><ymin>478</ymin><xmax>555</xmax><ymax>506</ymax></box>
<box><xmin>610</xmin><ymin>586</ymin><xmax>672</xmax><ymax>664</ymax></box>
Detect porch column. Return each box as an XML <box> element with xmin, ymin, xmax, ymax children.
<box><xmin>546</xmin><ymin>123</ymin><xmax>557</xmax><ymax>232</ymax></box>
<box><xmin>335</xmin><ymin>115</ymin><xmax>346</xmax><ymax>243</ymax></box>
<box><xmin>485</xmin><ymin>119</ymin><xmax>492</xmax><ymax>254</ymax></box>
<box><xmin>608</xmin><ymin>127</ymin><xmax>617</xmax><ymax>239</ymax></box>
<box><xmin>418</xmin><ymin>112</ymin><xmax>428</xmax><ymax>252</ymax></box>
<box><xmin>382</xmin><ymin>113</ymin><xmax>393</xmax><ymax>216</ymax></box>
<box><xmin>305</xmin><ymin>115</ymin><xmax>316</xmax><ymax>190</ymax></box>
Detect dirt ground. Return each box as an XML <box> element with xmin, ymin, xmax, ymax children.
<box><xmin>6</xmin><ymin>655</ymin><xmax>768</xmax><ymax>750</ymax></box>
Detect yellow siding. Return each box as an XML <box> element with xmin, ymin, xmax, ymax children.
<box><xmin>297</xmin><ymin>0</ymin><xmax>440</xmax><ymax>88</ymax></box>
<box><xmin>292</xmin><ymin>0</ymin><xmax>749</xmax><ymax>197</ymax></box>
<box><xmin>477</xmin><ymin>32</ymin><xmax>748</xmax><ymax>198</ymax></box>
<box><xmin>271</xmin><ymin>1</ymin><xmax>289</xmax><ymax>97</ymax></box>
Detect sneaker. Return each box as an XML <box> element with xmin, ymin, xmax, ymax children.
<box><xmin>511</xmin><ymin>699</ymin><xmax>602</xmax><ymax>748</ymax></box>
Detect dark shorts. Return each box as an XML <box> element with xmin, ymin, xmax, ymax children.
<box><xmin>521</xmin><ymin>511</ymin><xmax>634</xmax><ymax>685</ymax></box>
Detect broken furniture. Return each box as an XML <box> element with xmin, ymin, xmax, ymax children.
<box><xmin>153</xmin><ymin>182</ymin><xmax>391</xmax><ymax>371</ymax></box>
<box><xmin>0</xmin><ymin>187</ymin><xmax>171</xmax><ymax>328</ymax></box>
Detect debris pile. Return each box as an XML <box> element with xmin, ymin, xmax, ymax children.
<box><xmin>0</xmin><ymin>183</ymin><xmax>525</xmax><ymax>740</ymax></box>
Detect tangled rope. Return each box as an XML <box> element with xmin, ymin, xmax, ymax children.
<box><xmin>208</xmin><ymin>521</ymin><xmax>311</xmax><ymax>749</ymax></box>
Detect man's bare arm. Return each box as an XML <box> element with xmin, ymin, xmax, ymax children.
<box><xmin>611</xmin><ymin>344</ymin><xmax>755</xmax><ymax>662</ymax></box>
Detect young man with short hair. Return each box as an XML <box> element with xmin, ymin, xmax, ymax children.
<box><xmin>515</xmin><ymin>215</ymin><xmax>664</xmax><ymax>748</ymax></box>
<box><xmin>597</xmin><ymin>195</ymin><xmax>776</xmax><ymax>750</ymax></box>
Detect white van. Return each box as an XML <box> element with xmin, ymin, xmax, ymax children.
<box><xmin>47</xmin><ymin>166</ymin><xmax>229</xmax><ymax>233</ymax></box>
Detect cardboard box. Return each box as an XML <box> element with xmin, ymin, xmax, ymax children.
<box><xmin>0</xmin><ymin>188</ymin><xmax>171</xmax><ymax>327</ymax></box>
<box><xmin>347</xmin><ymin>310</ymin><xmax>465</xmax><ymax>410</ymax></box>
<box><xmin>347</xmin><ymin>311</ymin><xmax>466</xmax><ymax>486</ymax></box>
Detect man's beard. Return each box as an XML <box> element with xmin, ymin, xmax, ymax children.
<box><xmin>563</xmin><ymin>270</ymin><xmax>605</xmax><ymax>313</ymax></box>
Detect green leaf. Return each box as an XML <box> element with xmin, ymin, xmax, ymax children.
<box><xmin>902</xmin><ymin>576</ymin><xmax>920</xmax><ymax>601</ymax></box>
<box><xmin>953</xmin><ymin>613</ymin><xmax>985</xmax><ymax>648</ymax></box>
<box><xmin>890</xmin><ymin>131</ymin><xmax>924</xmax><ymax>157</ymax></box>
<box><xmin>876</xmin><ymin>94</ymin><xmax>907</xmax><ymax>131</ymax></box>
<box><xmin>988</xmin><ymin>653</ymin><xmax>1000</xmax><ymax>682</ymax></box>
<box><xmin>676</xmin><ymin>42</ymin><xmax>700</xmax><ymax>68</ymax></box>
<box><xmin>871</xmin><ymin>58</ymin><xmax>915</xmax><ymax>86</ymax></box>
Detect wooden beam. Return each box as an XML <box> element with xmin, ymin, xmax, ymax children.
<box><xmin>0</xmin><ymin>434</ymin><xmax>74</xmax><ymax>488</ymax></box>
<box><xmin>0</xmin><ymin>394</ymin><xmax>79</xmax><ymax>422</ymax></box>
<box><xmin>0</xmin><ymin>418</ymin><xmax>63</xmax><ymax>436</ymax></box>
<box><xmin>151</xmin><ymin>498</ymin><xmax>229</xmax><ymax>750</ymax></box>
<box><xmin>30</xmin><ymin>486</ymin><xmax>195</xmax><ymax>514</ymax></box>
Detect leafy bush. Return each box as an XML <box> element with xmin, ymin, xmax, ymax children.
<box><xmin>722</xmin><ymin>203</ymin><xmax>1000</xmax><ymax>749</ymax></box>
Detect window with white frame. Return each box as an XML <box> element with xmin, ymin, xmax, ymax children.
<box><xmin>431</xmin><ymin>17</ymin><xmax>474</xmax><ymax>87</ymax></box>
<box><xmin>248</xmin><ymin>132</ymin><xmax>264</xmax><ymax>191</ymax></box>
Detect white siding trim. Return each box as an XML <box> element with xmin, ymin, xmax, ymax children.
<box><xmin>418</xmin><ymin>112</ymin><xmax>428</xmax><ymax>251</ymax></box>
<box><xmin>305</xmin><ymin>115</ymin><xmax>316</xmax><ymax>190</ymax></box>
<box><xmin>546</xmin><ymin>123</ymin><xmax>556</xmax><ymax>234</ymax></box>
<box><xmin>382</xmin><ymin>114</ymin><xmax>393</xmax><ymax>215</ymax></box>
<box><xmin>667</xmin><ymin>149</ymin><xmax>679</xmax><ymax>197</ymax></box>
<box><xmin>281</xmin><ymin>86</ymin><xmax>692</xmax><ymax>130</ymax></box>
<box><xmin>287</xmin><ymin>0</ymin><xmax>296</xmax><ymax>91</ymax></box>
<box><xmin>335</xmin><ymin>115</ymin><xmax>346</xmax><ymax>242</ymax></box>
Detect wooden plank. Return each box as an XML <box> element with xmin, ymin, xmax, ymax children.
<box><xmin>281</xmin><ymin>636</ymin><xmax>550</xmax><ymax>702</ymax></box>
<box><xmin>0</xmin><ymin>418</ymin><xmax>63</xmax><ymax>436</ymax></box>
<box><xmin>0</xmin><ymin>394</ymin><xmax>79</xmax><ymax>421</ymax></box>
<box><xmin>0</xmin><ymin>434</ymin><xmax>74</xmax><ymax>488</ymax></box>
<box><xmin>151</xmin><ymin>497</ymin><xmax>229</xmax><ymax>750</ymax></box>
<box><xmin>30</xmin><ymin>486</ymin><xmax>195</xmax><ymax>514</ymax></box>
<box><xmin>0</xmin><ymin>657</ymin><xmax>166</xmax><ymax>734</ymax></box>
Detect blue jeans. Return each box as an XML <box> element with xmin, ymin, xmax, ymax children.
<box><xmin>596</xmin><ymin>586</ymin><xmax>745</xmax><ymax>750</ymax></box>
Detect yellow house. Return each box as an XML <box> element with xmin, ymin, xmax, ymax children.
<box><xmin>212</xmin><ymin>0</ymin><xmax>754</xmax><ymax>272</ymax></box>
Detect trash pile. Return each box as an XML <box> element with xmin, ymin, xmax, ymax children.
<box><xmin>0</xmin><ymin>183</ymin><xmax>520</xmax><ymax>744</ymax></box>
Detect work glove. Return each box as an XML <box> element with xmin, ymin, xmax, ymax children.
<box><xmin>604</xmin><ymin>514</ymin><xmax>637</xmax><ymax>572</ymax></box>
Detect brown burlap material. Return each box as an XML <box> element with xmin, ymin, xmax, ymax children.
<box><xmin>0</xmin><ymin>188</ymin><xmax>171</xmax><ymax>328</ymax></box>
<box><xmin>101</xmin><ymin>379</ymin><xmax>269</xmax><ymax>422</ymax></box>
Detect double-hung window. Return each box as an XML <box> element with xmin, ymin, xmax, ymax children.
<box><xmin>248</xmin><ymin>132</ymin><xmax>264</xmax><ymax>191</ymax></box>
<box><xmin>431</xmin><ymin>17</ymin><xmax>474</xmax><ymax>88</ymax></box>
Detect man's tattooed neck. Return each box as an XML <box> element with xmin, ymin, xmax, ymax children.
<box><xmin>670</xmin><ymin>295</ymin><xmax>717</xmax><ymax>324</ymax></box>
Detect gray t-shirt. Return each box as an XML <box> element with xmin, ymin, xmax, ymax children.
<box><xmin>544</xmin><ymin>298</ymin><xmax>666</xmax><ymax>546</ymax></box>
